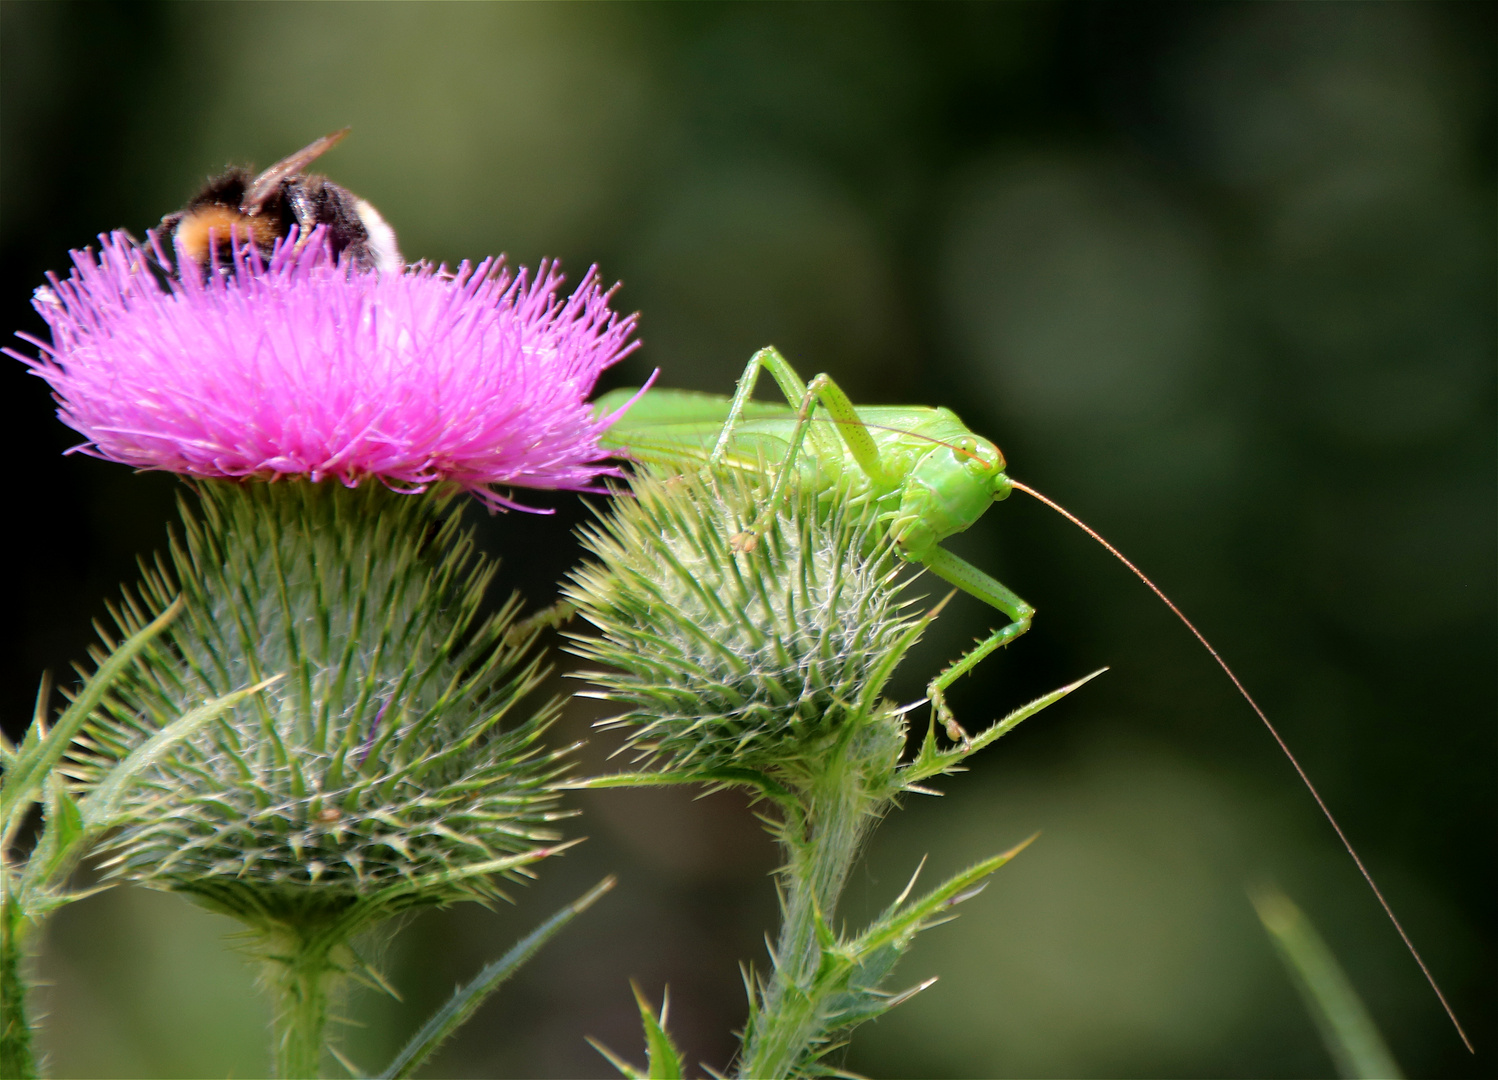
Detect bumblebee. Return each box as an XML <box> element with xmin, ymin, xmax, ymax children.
<box><xmin>158</xmin><ymin>128</ymin><xmax>402</xmax><ymax>275</ymax></box>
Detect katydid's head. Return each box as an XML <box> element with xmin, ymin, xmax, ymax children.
<box><xmin>893</xmin><ymin>431</ymin><xmax>1010</xmax><ymax>560</ymax></box>
<box><xmin>948</xmin><ymin>433</ymin><xmax>1013</xmax><ymax>501</ymax></box>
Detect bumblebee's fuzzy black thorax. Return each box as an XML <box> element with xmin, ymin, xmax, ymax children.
<box><xmin>157</xmin><ymin>129</ymin><xmax>402</xmax><ymax>277</ymax></box>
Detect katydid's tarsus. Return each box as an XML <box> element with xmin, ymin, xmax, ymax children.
<box><xmin>592</xmin><ymin>345</ymin><xmax>1472</xmax><ymax>1052</ymax></box>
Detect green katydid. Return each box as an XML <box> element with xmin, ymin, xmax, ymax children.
<box><xmin>595</xmin><ymin>345</ymin><xmax>1032</xmax><ymax>748</ymax></box>
<box><xmin>591</xmin><ymin>344</ymin><xmax>1471</xmax><ymax>1051</ymax></box>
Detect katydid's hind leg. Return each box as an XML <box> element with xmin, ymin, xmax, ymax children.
<box><xmin>711</xmin><ymin>350</ymin><xmax>832</xmax><ymax>552</ymax></box>
<box><xmin>710</xmin><ymin>346</ymin><xmax>815</xmax><ymax>467</ymax></box>
<box><xmin>920</xmin><ymin>545</ymin><xmax>1035</xmax><ymax>745</ymax></box>
<box><xmin>733</xmin><ymin>369</ymin><xmax>893</xmax><ymax>551</ymax></box>
<box><xmin>730</xmin><ymin>373</ymin><xmax>825</xmax><ymax>552</ymax></box>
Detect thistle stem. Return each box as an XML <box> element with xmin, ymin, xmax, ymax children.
<box><xmin>741</xmin><ymin>737</ymin><xmax>880</xmax><ymax>1079</ymax></box>
<box><xmin>267</xmin><ymin>927</ymin><xmax>339</xmax><ymax>1079</ymax></box>
<box><xmin>1</xmin><ymin>903</ymin><xmax>38</xmax><ymax>1080</ymax></box>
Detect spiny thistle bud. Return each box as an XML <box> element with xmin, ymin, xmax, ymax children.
<box><xmin>73</xmin><ymin>481</ymin><xmax>570</xmax><ymax>928</ymax></box>
<box><xmin>564</xmin><ymin>467</ymin><xmax>926</xmax><ymax>777</ymax></box>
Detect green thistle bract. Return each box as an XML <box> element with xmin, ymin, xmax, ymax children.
<box><xmin>565</xmin><ymin>467</ymin><xmax>923</xmax><ymax>777</ymax></box>
<box><xmin>75</xmin><ymin>480</ymin><xmax>569</xmax><ymax>928</ymax></box>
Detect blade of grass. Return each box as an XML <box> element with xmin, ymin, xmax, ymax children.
<box><xmin>1252</xmin><ymin>886</ymin><xmax>1403</xmax><ymax>1080</ymax></box>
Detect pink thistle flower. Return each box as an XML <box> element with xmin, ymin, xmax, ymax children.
<box><xmin>8</xmin><ymin>230</ymin><xmax>642</xmax><ymax>510</ymax></box>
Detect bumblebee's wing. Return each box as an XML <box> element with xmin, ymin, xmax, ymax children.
<box><xmin>242</xmin><ymin>127</ymin><xmax>351</xmax><ymax>213</ymax></box>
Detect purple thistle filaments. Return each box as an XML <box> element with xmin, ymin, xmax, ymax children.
<box><xmin>9</xmin><ymin>229</ymin><xmax>639</xmax><ymax>509</ymax></box>
<box><xmin>8</xmin><ymin>228</ymin><xmax>640</xmax><ymax>1072</ymax></box>
<box><xmin>6</xmin><ymin>228</ymin><xmax>622</xmax><ymax>905</ymax></box>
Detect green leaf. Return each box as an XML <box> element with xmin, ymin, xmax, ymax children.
<box><xmin>633</xmin><ymin>982</ymin><xmax>685</xmax><ymax>1080</ymax></box>
<box><xmin>13</xmin><ymin>672</ymin><xmax>53</xmax><ymax>764</ymax></box>
<box><xmin>8</xmin><ymin>676</ymin><xmax>281</xmax><ymax>927</ymax></box>
<box><xmin>900</xmin><ymin>669</ymin><xmax>1105</xmax><ymax>786</ymax></box>
<box><xmin>587</xmin><ymin>983</ymin><xmax>687</xmax><ymax>1080</ymax></box>
<box><xmin>379</xmin><ymin>876</ymin><xmax>615</xmax><ymax>1079</ymax></box>
<box><xmin>812</xmin><ymin>837</ymin><xmax>1038</xmax><ymax>1046</ymax></box>
<box><xmin>45</xmin><ymin>777</ymin><xmax>84</xmax><ymax>861</ymax></box>
<box><xmin>855</xmin><ymin>836</ymin><xmax>1035</xmax><ymax>957</ymax></box>
<box><xmin>392</xmin><ymin>837</ymin><xmax>584</xmax><ymax>895</ymax></box>
<box><xmin>18</xmin><ymin>776</ymin><xmax>83</xmax><ymax>895</ymax></box>
<box><xmin>1252</xmin><ymin>887</ymin><xmax>1403</xmax><ymax>1080</ymax></box>
<box><xmin>1</xmin><ymin>597</ymin><xmax>183</xmax><ymax>835</ymax></box>
<box><xmin>586</xmin><ymin>1038</ymin><xmax>646</xmax><ymax>1080</ymax></box>
<box><xmin>561</xmin><ymin>767</ymin><xmax>796</xmax><ymax>806</ymax></box>
<box><xmin>851</xmin><ymin>594</ymin><xmax>947</xmax><ymax>721</ymax></box>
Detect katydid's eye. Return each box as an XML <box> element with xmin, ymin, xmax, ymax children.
<box><xmin>956</xmin><ymin>437</ymin><xmax>1001</xmax><ymax>476</ymax></box>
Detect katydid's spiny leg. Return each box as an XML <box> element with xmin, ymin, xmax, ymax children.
<box><xmin>799</xmin><ymin>372</ymin><xmax>888</xmax><ymax>483</ymax></box>
<box><xmin>731</xmin><ymin>371</ymin><xmax>828</xmax><ymax>550</ymax></box>
<box><xmin>736</xmin><ymin>370</ymin><xmax>895</xmax><ymax>549</ymax></box>
<box><xmin>920</xmin><ymin>545</ymin><xmax>1035</xmax><ymax>744</ymax></box>
<box><xmin>709</xmin><ymin>346</ymin><xmax>826</xmax><ymax>467</ymax></box>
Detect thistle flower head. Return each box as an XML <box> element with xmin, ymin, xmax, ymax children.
<box><xmin>565</xmin><ymin>467</ymin><xmax>926</xmax><ymax>777</ymax></box>
<box><xmin>8</xmin><ymin>231</ymin><xmax>639</xmax><ymax>510</ymax></box>
<box><xmin>74</xmin><ymin>481</ymin><xmax>571</xmax><ymax>926</ymax></box>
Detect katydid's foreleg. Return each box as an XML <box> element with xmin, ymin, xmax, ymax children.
<box><xmin>920</xmin><ymin>545</ymin><xmax>1035</xmax><ymax>744</ymax></box>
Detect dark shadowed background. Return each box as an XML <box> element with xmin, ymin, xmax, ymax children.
<box><xmin>2</xmin><ymin>2</ymin><xmax>1493</xmax><ymax>1077</ymax></box>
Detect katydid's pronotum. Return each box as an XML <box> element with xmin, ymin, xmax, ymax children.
<box><xmin>592</xmin><ymin>345</ymin><xmax>1471</xmax><ymax>1051</ymax></box>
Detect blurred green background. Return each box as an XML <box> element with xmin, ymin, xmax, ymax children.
<box><xmin>2</xmin><ymin>2</ymin><xmax>1492</xmax><ymax>1077</ymax></box>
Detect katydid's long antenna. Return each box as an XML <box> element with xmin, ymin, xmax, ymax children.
<box><xmin>1009</xmin><ymin>478</ymin><xmax>1473</xmax><ymax>1054</ymax></box>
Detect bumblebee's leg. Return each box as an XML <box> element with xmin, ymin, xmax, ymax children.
<box><xmin>919</xmin><ymin>545</ymin><xmax>1036</xmax><ymax>744</ymax></box>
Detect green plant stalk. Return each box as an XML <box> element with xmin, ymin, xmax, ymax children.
<box><xmin>741</xmin><ymin>732</ymin><xmax>881</xmax><ymax>1079</ymax></box>
<box><xmin>266</xmin><ymin>925</ymin><xmax>339</xmax><ymax>1080</ymax></box>
<box><xmin>1</xmin><ymin>901</ymin><xmax>38</xmax><ymax>1080</ymax></box>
